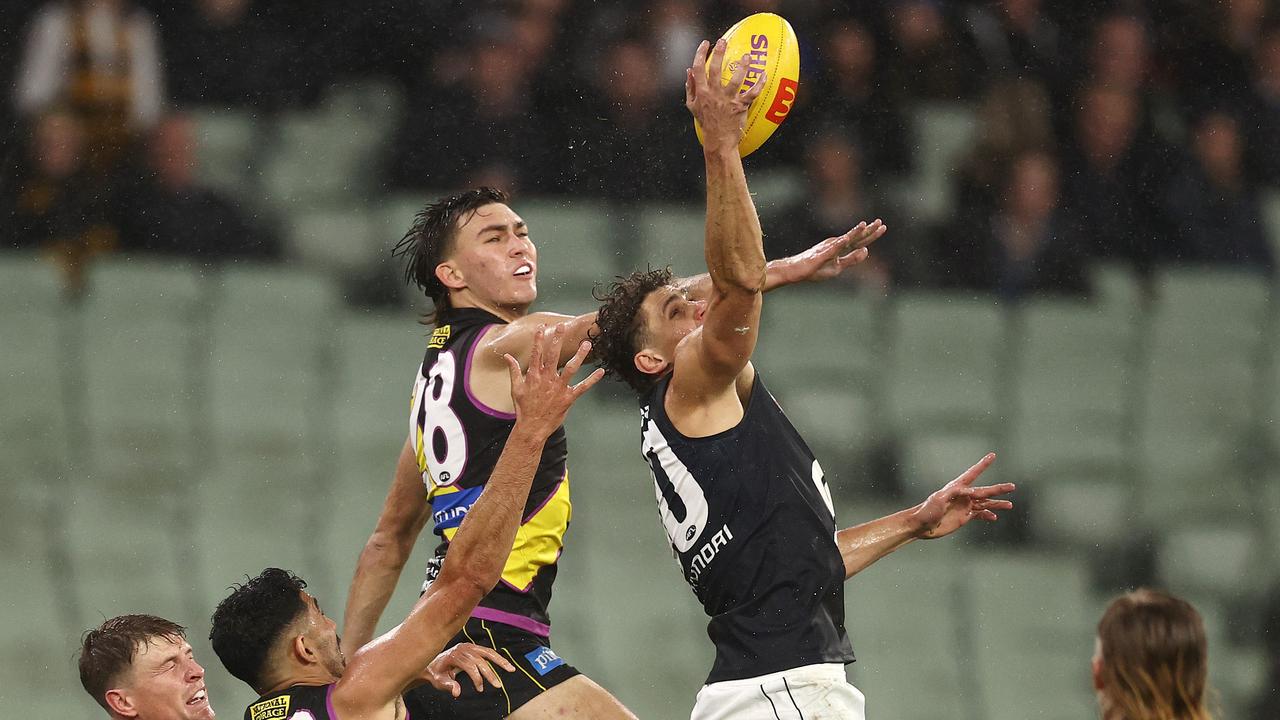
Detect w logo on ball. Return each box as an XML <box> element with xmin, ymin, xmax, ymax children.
<box><xmin>764</xmin><ymin>78</ymin><xmax>798</xmax><ymax>124</ymax></box>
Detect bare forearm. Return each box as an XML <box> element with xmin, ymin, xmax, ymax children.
<box><xmin>678</xmin><ymin>258</ymin><xmax>799</xmax><ymax>300</ymax></box>
<box><xmin>703</xmin><ymin>146</ymin><xmax>766</xmax><ymax>293</ymax></box>
<box><xmin>435</xmin><ymin>424</ymin><xmax>545</xmax><ymax>590</ymax></box>
<box><xmin>344</xmin><ymin>535</ymin><xmax>415</xmax><ymax>651</ymax></box>
<box><xmin>836</xmin><ymin>506</ymin><xmax>926</xmax><ymax>580</ymax></box>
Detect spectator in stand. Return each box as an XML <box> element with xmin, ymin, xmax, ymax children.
<box><xmin>1163</xmin><ymin>111</ymin><xmax>1272</xmax><ymax>269</ymax></box>
<box><xmin>1175</xmin><ymin>0</ymin><xmax>1270</xmax><ymax>114</ymax></box>
<box><xmin>804</xmin><ymin>16</ymin><xmax>913</xmax><ymax>177</ymax></box>
<box><xmin>883</xmin><ymin>0</ymin><xmax>985</xmax><ymax>103</ymax></box>
<box><xmin>160</xmin><ymin>0</ymin><xmax>284</xmax><ymax>108</ymax></box>
<box><xmin>563</xmin><ymin>34</ymin><xmax>698</xmax><ymax>201</ymax></box>
<box><xmin>16</xmin><ymin>0</ymin><xmax>164</xmax><ymax>181</ymax></box>
<box><xmin>1244</xmin><ymin>26</ymin><xmax>1280</xmax><ymax>187</ymax></box>
<box><xmin>1059</xmin><ymin>84</ymin><xmax>1174</xmax><ymax>273</ymax></box>
<box><xmin>763</xmin><ymin>127</ymin><xmax>898</xmax><ymax>291</ymax></box>
<box><xmin>120</xmin><ymin>113</ymin><xmax>278</xmax><ymax>260</ymax></box>
<box><xmin>964</xmin><ymin>0</ymin><xmax>1067</xmax><ymax>98</ymax></box>
<box><xmin>1086</xmin><ymin>12</ymin><xmax>1151</xmax><ymax>93</ymax></box>
<box><xmin>7</xmin><ymin>109</ymin><xmax>120</xmax><ymax>291</ymax></box>
<box><xmin>934</xmin><ymin>149</ymin><xmax>1087</xmax><ymax>298</ymax></box>
<box><xmin>953</xmin><ymin>77</ymin><xmax>1055</xmax><ymax>229</ymax></box>
<box><xmin>387</xmin><ymin>15</ymin><xmax>548</xmax><ymax>193</ymax></box>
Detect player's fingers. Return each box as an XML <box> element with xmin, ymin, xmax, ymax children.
<box><xmin>503</xmin><ymin>353</ymin><xmax>523</xmax><ymax>391</ymax></box>
<box><xmin>685</xmin><ymin>67</ymin><xmax>696</xmax><ymax>107</ymax></box>
<box><xmin>474</xmin><ymin>646</ymin><xmax>516</xmax><ymax>673</ymax></box>
<box><xmin>461</xmin><ymin>661</ymin><xmax>486</xmax><ymax>693</ymax></box>
<box><xmin>742</xmin><ymin>71</ymin><xmax>767</xmax><ymax>103</ymax></box>
<box><xmin>727</xmin><ymin>53</ymin><xmax>750</xmax><ymax>93</ymax></box>
<box><xmin>836</xmin><ymin>248</ymin><xmax>870</xmax><ymax>268</ymax></box>
<box><xmin>976</xmin><ymin>499</ymin><xmax>1014</xmax><ymax>511</ymax></box>
<box><xmin>445</xmin><ymin>678</ymin><xmax>461</xmax><ymax>698</ymax></box>
<box><xmin>541</xmin><ymin>324</ymin><xmax>565</xmax><ymax>373</ymax></box>
<box><xmin>955</xmin><ymin>452</ymin><xmax>996</xmax><ymax>486</ymax></box>
<box><xmin>527</xmin><ymin>324</ymin><xmax>546</xmax><ymax>375</ymax></box>
<box><xmin>978</xmin><ymin>509</ymin><xmax>999</xmax><ymax>522</ymax></box>
<box><xmin>477</xmin><ymin>659</ymin><xmax>504</xmax><ymax>689</ymax></box>
<box><xmin>571</xmin><ymin>367</ymin><xmax>607</xmax><ymax>398</ymax></box>
<box><xmin>562</xmin><ymin>340</ymin><xmax>591</xmax><ymax>380</ymax></box>
<box><xmin>706</xmin><ymin>38</ymin><xmax>727</xmax><ymax>87</ymax></box>
<box><xmin>972</xmin><ymin>482</ymin><xmax>1017</xmax><ymax>498</ymax></box>
<box><xmin>692</xmin><ymin>39</ymin><xmax>710</xmax><ymax>78</ymax></box>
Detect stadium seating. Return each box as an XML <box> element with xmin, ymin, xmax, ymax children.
<box><xmin>886</xmin><ymin>292</ymin><xmax>1008</xmax><ymax>436</ymax></box>
<box><xmin>190</xmin><ymin>108</ymin><xmax>259</xmax><ymax>202</ymax></box>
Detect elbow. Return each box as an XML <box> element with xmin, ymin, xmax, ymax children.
<box><xmin>437</xmin><ymin>567</ymin><xmax>495</xmax><ymax>608</ymax></box>
<box><xmin>719</xmin><ymin>269</ymin><xmax>767</xmax><ymax>295</ymax></box>
<box><xmin>364</xmin><ymin>527</ymin><xmax>417</xmax><ymax>565</ymax></box>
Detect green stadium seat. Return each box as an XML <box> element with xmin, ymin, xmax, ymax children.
<box><xmin>1007</xmin><ymin>299</ymin><xmax>1136</xmax><ymax>479</ymax></box>
<box><xmin>1261</xmin><ymin>188</ymin><xmax>1280</xmax><ymax>261</ymax></box>
<box><xmin>847</xmin><ymin>544</ymin><xmax>970</xmax><ymax>719</ymax></box>
<box><xmin>1157</xmin><ymin>524</ymin><xmax>1261</xmax><ymax>601</ymax></box>
<box><xmin>190</xmin><ymin>108</ymin><xmax>259</xmax><ymax>200</ymax></box>
<box><xmin>636</xmin><ymin>204</ymin><xmax>708</xmax><ymax>278</ymax></box>
<box><xmin>262</xmin><ymin>111</ymin><xmax>388</xmax><ymax>209</ymax></box>
<box><xmin>886</xmin><ymin>292</ymin><xmax>1009</xmax><ymax>434</ymax></box>
<box><xmin>1087</xmin><ymin>261</ymin><xmax>1146</xmax><ymax>320</ymax></box>
<box><xmin>1136</xmin><ymin>268</ymin><xmax>1270</xmax><ymax>497</ymax></box>
<box><xmin>285</xmin><ymin>206</ymin><xmax>377</xmax><ymax>273</ymax></box>
<box><xmin>0</xmin><ymin>253</ymin><xmax>70</xmax><ymax>476</ymax></box>
<box><xmin>899</xmin><ymin>432</ymin><xmax>1002</xmax><ymax>500</ymax></box>
<box><xmin>900</xmin><ymin>103</ymin><xmax>977</xmax><ymax>223</ymax></box>
<box><xmin>1030</xmin><ymin>473</ymin><xmax>1137</xmax><ymax>549</ymax></box>
<box><xmin>966</xmin><ymin>552</ymin><xmax>1095</xmax><ymax>720</ymax></box>
<box><xmin>82</xmin><ymin>257</ymin><xmax>206</xmax><ymax>475</ymax></box>
<box><xmin>208</xmin><ymin>266</ymin><xmax>341</xmax><ymax>458</ymax></box>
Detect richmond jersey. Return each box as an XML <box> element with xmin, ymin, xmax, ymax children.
<box><xmin>244</xmin><ymin>684</ymin><xmax>411</xmax><ymax>720</ymax></box>
<box><xmin>411</xmin><ymin>308</ymin><xmax>570</xmax><ymax>635</ymax></box>
<box><xmin>641</xmin><ymin>371</ymin><xmax>854</xmax><ymax>684</ymax></box>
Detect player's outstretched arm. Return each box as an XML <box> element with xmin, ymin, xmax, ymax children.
<box><xmin>333</xmin><ymin>327</ymin><xmax>604</xmax><ymax>716</ymax></box>
<box><xmin>343</xmin><ymin>436</ymin><xmax>432</xmax><ymax>653</ymax></box>
<box><xmin>836</xmin><ymin>453</ymin><xmax>1015</xmax><ymax>579</ymax></box>
<box><xmin>672</xmin><ymin>39</ymin><xmax>767</xmax><ymax>399</ymax></box>
<box><xmin>479</xmin><ymin>310</ymin><xmax>598</xmax><ymax>371</ymax></box>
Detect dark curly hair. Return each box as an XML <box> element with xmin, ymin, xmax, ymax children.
<box><xmin>591</xmin><ymin>267</ymin><xmax>674</xmax><ymax>396</ymax></box>
<box><xmin>393</xmin><ymin>187</ymin><xmax>510</xmax><ymax>325</ymax></box>
<box><xmin>79</xmin><ymin>615</ymin><xmax>186</xmax><ymax>710</ymax></box>
<box><xmin>209</xmin><ymin>568</ymin><xmax>309</xmax><ymax>692</ymax></box>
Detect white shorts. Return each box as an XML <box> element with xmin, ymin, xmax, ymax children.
<box><xmin>689</xmin><ymin>663</ymin><xmax>866</xmax><ymax>720</ymax></box>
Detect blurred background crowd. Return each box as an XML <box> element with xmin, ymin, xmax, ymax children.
<box><xmin>4</xmin><ymin>1</ymin><xmax>1280</xmax><ymax>717</ymax></box>
<box><xmin>3</xmin><ymin>0</ymin><xmax>1280</xmax><ymax>297</ymax></box>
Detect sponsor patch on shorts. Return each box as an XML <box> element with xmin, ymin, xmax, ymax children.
<box><xmin>524</xmin><ymin>646</ymin><xmax>565</xmax><ymax>676</ymax></box>
<box><xmin>249</xmin><ymin>695</ymin><xmax>289</xmax><ymax>720</ymax></box>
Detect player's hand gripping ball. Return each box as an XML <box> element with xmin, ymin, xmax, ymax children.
<box><xmin>694</xmin><ymin>12</ymin><xmax>801</xmax><ymax>158</ymax></box>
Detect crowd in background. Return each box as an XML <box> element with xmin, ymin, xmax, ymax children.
<box><xmin>2</xmin><ymin>0</ymin><xmax>1280</xmax><ymax>296</ymax></box>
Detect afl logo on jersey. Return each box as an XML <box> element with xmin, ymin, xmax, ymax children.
<box><xmin>685</xmin><ymin>526</ymin><xmax>697</xmax><ymax>542</ymax></box>
<box><xmin>438</xmin><ymin>471</ymin><xmax>451</xmax><ymax>484</ymax></box>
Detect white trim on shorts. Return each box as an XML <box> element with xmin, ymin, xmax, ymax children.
<box><xmin>689</xmin><ymin>663</ymin><xmax>866</xmax><ymax>720</ymax></box>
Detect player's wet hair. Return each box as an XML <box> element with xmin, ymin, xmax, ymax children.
<box><xmin>1096</xmin><ymin>588</ymin><xmax>1214</xmax><ymax>720</ymax></box>
<box><xmin>591</xmin><ymin>267</ymin><xmax>674</xmax><ymax>395</ymax></box>
<box><xmin>79</xmin><ymin>614</ymin><xmax>187</xmax><ymax>710</ymax></box>
<box><xmin>394</xmin><ymin>187</ymin><xmax>510</xmax><ymax>325</ymax></box>
<box><xmin>209</xmin><ymin>567</ymin><xmax>309</xmax><ymax>693</ymax></box>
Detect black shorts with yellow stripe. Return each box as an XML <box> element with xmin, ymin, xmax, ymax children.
<box><xmin>403</xmin><ymin>617</ymin><xmax>580</xmax><ymax>718</ymax></box>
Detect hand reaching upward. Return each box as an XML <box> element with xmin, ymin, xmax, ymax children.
<box><xmin>911</xmin><ymin>453</ymin><xmax>1016</xmax><ymax>539</ymax></box>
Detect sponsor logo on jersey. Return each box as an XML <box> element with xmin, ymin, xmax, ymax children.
<box><xmin>429</xmin><ymin>485</ymin><xmax>482</xmax><ymax>531</ymax></box>
<box><xmin>524</xmin><ymin>646</ymin><xmax>565</xmax><ymax>676</ymax></box>
<box><xmin>427</xmin><ymin>325</ymin><xmax>452</xmax><ymax>349</ymax></box>
<box><xmin>249</xmin><ymin>695</ymin><xmax>290</xmax><ymax>720</ymax></box>
<box><xmin>687</xmin><ymin>523</ymin><xmax>735</xmax><ymax>586</ymax></box>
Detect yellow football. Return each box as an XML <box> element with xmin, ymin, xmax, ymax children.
<box><xmin>694</xmin><ymin>13</ymin><xmax>801</xmax><ymax>158</ymax></box>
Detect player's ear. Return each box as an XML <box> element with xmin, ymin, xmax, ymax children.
<box><xmin>105</xmin><ymin>687</ymin><xmax>139</xmax><ymax>718</ymax></box>
<box><xmin>635</xmin><ymin>348</ymin><xmax>667</xmax><ymax>376</ymax></box>
<box><xmin>435</xmin><ymin>261</ymin><xmax>466</xmax><ymax>291</ymax></box>
<box><xmin>293</xmin><ymin>632</ymin><xmax>315</xmax><ymax>665</ymax></box>
<box><xmin>1090</xmin><ymin>649</ymin><xmax>1104</xmax><ymax>692</ymax></box>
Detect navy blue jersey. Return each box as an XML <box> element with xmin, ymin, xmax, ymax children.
<box><xmin>640</xmin><ymin>371</ymin><xmax>854</xmax><ymax>683</ymax></box>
